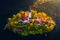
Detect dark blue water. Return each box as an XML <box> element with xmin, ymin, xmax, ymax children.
<box><xmin>0</xmin><ymin>0</ymin><xmax>60</xmax><ymax>40</ymax></box>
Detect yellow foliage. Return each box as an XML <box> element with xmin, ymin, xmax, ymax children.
<box><xmin>8</xmin><ymin>18</ymin><xmax>11</xmax><ymax>21</ymax></box>
<box><xmin>16</xmin><ymin>13</ymin><xmax>21</xmax><ymax>18</ymax></box>
<box><xmin>34</xmin><ymin>13</ymin><xmax>38</xmax><ymax>18</ymax></box>
<box><xmin>10</xmin><ymin>22</ymin><xmax>14</xmax><ymax>26</ymax></box>
<box><xmin>31</xmin><ymin>9</ymin><xmax>37</xmax><ymax>13</ymax></box>
<box><xmin>14</xmin><ymin>21</ymin><xmax>18</xmax><ymax>24</ymax></box>
<box><xmin>38</xmin><ymin>12</ymin><xmax>42</xmax><ymax>16</ymax></box>
<box><xmin>30</xmin><ymin>23</ymin><xmax>33</xmax><ymax>26</ymax></box>
<box><xmin>49</xmin><ymin>24</ymin><xmax>54</xmax><ymax>30</ymax></box>
<box><xmin>13</xmin><ymin>14</ymin><xmax>16</xmax><ymax>19</ymax></box>
<box><xmin>50</xmin><ymin>19</ymin><xmax>56</xmax><ymax>25</ymax></box>
<box><xmin>13</xmin><ymin>14</ymin><xmax>16</xmax><ymax>17</ymax></box>
<box><xmin>42</xmin><ymin>12</ymin><xmax>47</xmax><ymax>17</ymax></box>
<box><xmin>44</xmin><ymin>16</ymin><xmax>50</xmax><ymax>20</ymax></box>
